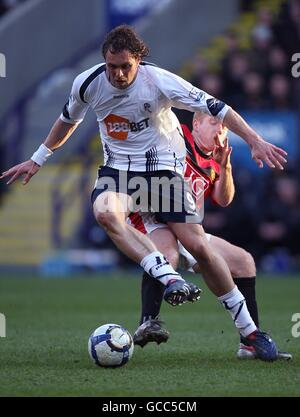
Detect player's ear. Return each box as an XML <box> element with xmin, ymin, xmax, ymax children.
<box><xmin>192</xmin><ymin>117</ymin><xmax>199</xmax><ymax>131</ymax></box>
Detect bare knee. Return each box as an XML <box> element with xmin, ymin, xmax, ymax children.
<box><xmin>94</xmin><ymin>211</ymin><xmax>124</xmax><ymax>233</ymax></box>
<box><xmin>231</xmin><ymin>249</ymin><xmax>256</xmax><ymax>277</ymax></box>
<box><xmin>187</xmin><ymin>239</ymin><xmax>215</xmax><ymax>264</ymax></box>
<box><xmin>243</xmin><ymin>250</ymin><xmax>256</xmax><ymax>276</ymax></box>
<box><xmin>93</xmin><ymin>192</ymin><xmax>129</xmax><ymax>233</ymax></box>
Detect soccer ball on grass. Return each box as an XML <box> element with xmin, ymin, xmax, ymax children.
<box><xmin>88</xmin><ymin>323</ymin><xmax>134</xmax><ymax>367</ymax></box>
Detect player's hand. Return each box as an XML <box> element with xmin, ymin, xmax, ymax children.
<box><xmin>0</xmin><ymin>160</ymin><xmax>41</xmax><ymax>185</ymax></box>
<box><xmin>251</xmin><ymin>138</ymin><xmax>287</xmax><ymax>170</ymax></box>
<box><xmin>212</xmin><ymin>135</ymin><xmax>232</xmax><ymax>168</ymax></box>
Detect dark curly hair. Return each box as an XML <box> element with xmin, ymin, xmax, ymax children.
<box><xmin>102</xmin><ymin>25</ymin><xmax>150</xmax><ymax>59</ymax></box>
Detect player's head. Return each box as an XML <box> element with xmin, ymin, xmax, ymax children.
<box><xmin>192</xmin><ymin>112</ymin><xmax>228</xmax><ymax>153</ymax></box>
<box><xmin>102</xmin><ymin>25</ymin><xmax>149</xmax><ymax>89</ymax></box>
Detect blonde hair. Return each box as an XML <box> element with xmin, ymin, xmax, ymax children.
<box><xmin>192</xmin><ymin>112</ymin><xmax>208</xmax><ymax>124</ymax></box>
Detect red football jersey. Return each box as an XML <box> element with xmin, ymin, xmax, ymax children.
<box><xmin>181</xmin><ymin>124</ymin><xmax>220</xmax><ymax>209</ymax></box>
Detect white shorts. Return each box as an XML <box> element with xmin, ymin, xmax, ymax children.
<box><xmin>127</xmin><ymin>212</ymin><xmax>167</xmax><ymax>234</ymax></box>
<box><xmin>127</xmin><ymin>212</ymin><xmax>211</xmax><ymax>272</ymax></box>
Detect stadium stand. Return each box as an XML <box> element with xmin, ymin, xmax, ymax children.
<box><xmin>0</xmin><ymin>0</ymin><xmax>299</xmax><ymax>273</ymax></box>
<box><xmin>183</xmin><ymin>0</ymin><xmax>300</xmax><ymax>272</ymax></box>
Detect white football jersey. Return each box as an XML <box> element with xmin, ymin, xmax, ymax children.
<box><xmin>60</xmin><ymin>62</ymin><xmax>230</xmax><ymax>172</ymax></box>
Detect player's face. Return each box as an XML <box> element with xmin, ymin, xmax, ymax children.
<box><xmin>193</xmin><ymin>116</ymin><xmax>227</xmax><ymax>152</ymax></box>
<box><xmin>105</xmin><ymin>50</ymin><xmax>141</xmax><ymax>89</ymax></box>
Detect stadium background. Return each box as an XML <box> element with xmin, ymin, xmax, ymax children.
<box><xmin>0</xmin><ymin>0</ymin><xmax>299</xmax><ymax>398</ymax></box>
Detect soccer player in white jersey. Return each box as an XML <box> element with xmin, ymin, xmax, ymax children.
<box><xmin>1</xmin><ymin>26</ymin><xmax>287</xmax><ymax>359</ymax></box>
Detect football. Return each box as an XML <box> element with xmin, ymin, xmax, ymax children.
<box><xmin>88</xmin><ymin>323</ymin><xmax>134</xmax><ymax>367</ymax></box>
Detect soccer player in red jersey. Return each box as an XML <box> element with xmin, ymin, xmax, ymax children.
<box><xmin>132</xmin><ymin>112</ymin><xmax>292</xmax><ymax>360</ymax></box>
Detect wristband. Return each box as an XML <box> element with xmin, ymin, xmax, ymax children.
<box><xmin>31</xmin><ymin>144</ymin><xmax>53</xmax><ymax>166</ymax></box>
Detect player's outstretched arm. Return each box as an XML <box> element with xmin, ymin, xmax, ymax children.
<box><xmin>223</xmin><ymin>108</ymin><xmax>288</xmax><ymax>170</ymax></box>
<box><xmin>0</xmin><ymin>119</ymin><xmax>78</xmax><ymax>186</ymax></box>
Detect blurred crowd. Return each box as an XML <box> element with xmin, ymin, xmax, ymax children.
<box><xmin>189</xmin><ymin>1</ymin><xmax>300</xmax><ymax>111</ymax></box>
<box><xmin>204</xmin><ymin>168</ymin><xmax>300</xmax><ymax>273</ymax></box>
<box><xmin>187</xmin><ymin>0</ymin><xmax>300</xmax><ymax>272</ymax></box>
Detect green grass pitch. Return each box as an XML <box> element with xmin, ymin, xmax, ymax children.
<box><xmin>0</xmin><ymin>272</ymin><xmax>299</xmax><ymax>397</ymax></box>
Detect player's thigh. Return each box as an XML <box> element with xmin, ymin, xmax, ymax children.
<box><xmin>209</xmin><ymin>235</ymin><xmax>255</xmax><ymax>277</ymax></box>
<box><xmin>92</xmin><ymin>166</ymin><xmax>133</xmax><ymax>224</ymax></box>
<box><xmin>93</xmin><ymin>191</ymin><xmax>132</xmax><ymax>215</ymax></box>
<box><xmin>149</xmin><ymin>227</ymin><xmax>179</xmax><ymax>268</ymax></box>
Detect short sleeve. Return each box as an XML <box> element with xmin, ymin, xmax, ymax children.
<box><xmin>60</xmin><ymin>75</ymin><xmax>90</xmax><ymax>124</ymax></box>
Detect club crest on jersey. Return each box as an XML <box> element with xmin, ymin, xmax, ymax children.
<box><xmin>189</xmin><ymin>87</ymin><xmax>205</xmax><ymax>102</ymax></box>
<box><xmin>144</xmin><ymin>103</ymin><xmax>152</xmax><ymax>112</ymax></box>
<box><xmin>104</xmin><ymin>114</ymin><xmax>150</xmax><ymax>140</ymax></box>
<box><xmin>185</xmin><ymin>161</ymin><xmax>208</xmax><ymax>203</ymax></box>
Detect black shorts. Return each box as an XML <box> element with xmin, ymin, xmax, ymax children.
<box><xmin>91</xmin><ymin>166</ymin><xmax>203</xmax><ymax>224</ymax></box>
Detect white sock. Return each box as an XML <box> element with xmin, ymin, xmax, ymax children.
<box><xmin>140</xmin><ymin>251</ymin><xmax>183</xmax><ymax>285</ymax></box>
<box><xmin>218</xmin><ymin>286</ymin><xmax>257</xmax><ymax>337</ymax></box>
